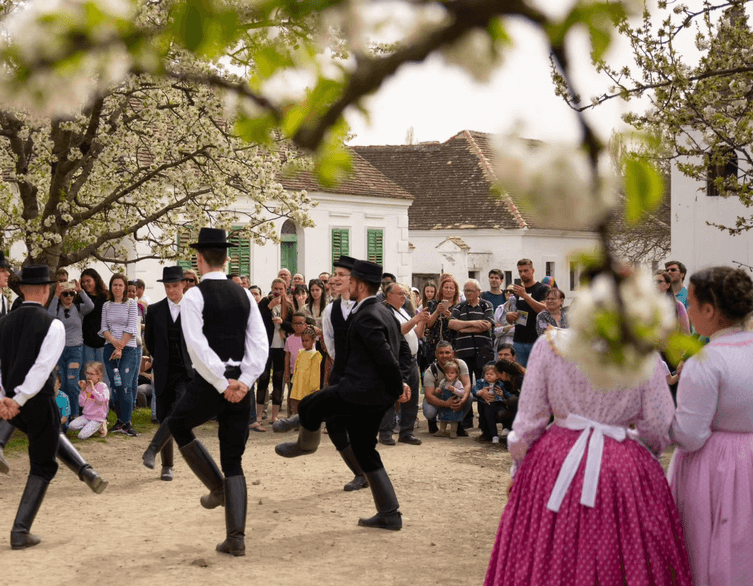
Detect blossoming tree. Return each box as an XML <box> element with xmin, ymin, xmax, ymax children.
<box><xmin>0</xmin><ymin>0</ymin><xmax>695</xmax><ymax>386</ymax></box>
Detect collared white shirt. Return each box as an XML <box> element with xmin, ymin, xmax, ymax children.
<box><xmin>180</xmin><ymin>271</ymin><xmax>268</xmax><ymax>393</ymax></box>
<box><xmin>0</xmin><ymin>302</ymin><xmax>66</xmax><ymax>406</ymax></box>
<box><xmin>388</xmin><ymin>305</ymin><xmax>419</xmax><ymax>357</ymax></box>
<box><xmin>168</xmin><ymin>298</ymin><xmax>181</xmax><ymax>322</ymax></box>
<box><xmin>321</xmin><ymin>297</ymin><xmax>356</xmax><ymax>360</ymax></box>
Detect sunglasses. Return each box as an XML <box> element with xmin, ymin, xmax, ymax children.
<box><xmin>61</xmin><ymin>291</ymin><xmax>75</xmax><ymax>298</ymax></box>
<box><xmin>183</xmin><ymin>278</ymin><xmax>196</xmax><ymax>284</ymax></box>
<box><xmin>666</xmin><ymin>268</ymin><xmax>679</xmax><ymax>272</ymax></box>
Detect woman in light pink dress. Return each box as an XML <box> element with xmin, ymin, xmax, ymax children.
<box><xmin>485</xmin><ymin>330</ymin><xmax>692</xmax><ymax>586</ymax></box>
<box><xmin>669</xmin><ymin>266</ymin><xmax>753</xmax><ymax>586</ymax></box>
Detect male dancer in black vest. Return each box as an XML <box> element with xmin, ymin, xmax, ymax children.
<box><xmin>275</xmin><ymin>260</ymin><xmax>411</xmax><ymax>530</ymax></box>
<box><xmin>0</xmin><ymin>266</ymin><xmax>108</xmax><ymax>550</ymax></box>
<box><xmin>321</xmin><ymin>255</ymin><xmax>367</xmax><ymax>491</ymax></box>
<box><xmin>277</xmin><ymin>255</ymin><xmax>368</xmax><ymax>491</ymax></box>
<box><xmin>167</xmin><ymin>228</ymin><xmax>267</xmax><ymax>556</ymax></box>
<box><xmin>142</xmin><ymin>266</ymin><xmax>194</xmax><ymax>481</ymax></box>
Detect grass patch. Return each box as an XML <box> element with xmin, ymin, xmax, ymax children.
<box><xmin>2</xmin><ymin>408</ymin><xmax>159</xmax><ymax>458</ymax></box>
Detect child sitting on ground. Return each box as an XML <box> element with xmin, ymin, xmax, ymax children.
<box><xmin>54</xmin><ymin>370</ymin><xmax>70</xmax><ymax>431</ymax></box>
<box><xmin>69</xmin><ymin>361</ymin><xmax>110</xmax><ymax>439</ymax></box>
<box><xmin>288</xmin><ymin>327</ymin><xmax>323</xmax><ymax>416</ymax></box>
<box><xmin>435</xmin><ymin>361</ymin><xmax>464</xmax><ymax>438</ymax></box>
<box><xmin>473</xmin><ymin>362</ymin><xmax>509</xmax><ymax>442</ymax></box>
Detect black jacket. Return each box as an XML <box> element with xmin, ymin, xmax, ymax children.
<box><xmin>338</xmin><ymin>297</ymin><xmax>411</xmax><ymax>407</ymax></box>
<box><xmin>144</xmin><ymin>298</ymin><xmax>194</xmax><ymax>397</ymax></box>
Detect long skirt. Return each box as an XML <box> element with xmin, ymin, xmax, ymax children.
<box><xmin>485</xmin><ymin>426</ymin><xmax>692</xmax><ymax>586</ymax></box>
<box><xmin>668</xmin><ymin>431</ymin><xmax>753</xmax><ymax>586</ymax></box>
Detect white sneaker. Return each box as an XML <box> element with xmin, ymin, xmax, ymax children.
<box><xmin>492</xmin><ymin>436</ymin><xmax>500</xmax><ymax>444</ymax></box>
<box><xmin>500</xmin><ymin>428</ymin><xmax>510</xmax><ymax>438</ymax></box>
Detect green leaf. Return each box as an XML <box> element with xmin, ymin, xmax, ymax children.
<box><xmin>624</xmin><ymin>155</ymin><xmax>664</xmax><ymax>224</ymax></box>
<box><xmin>234</xmin><ymin>113</ymin><xmax>276</xmax><ymax>145</ymax></box>
<box><xmin>664</xmin><ymin>333</ymin><xmax>705</xmax><ymax>366</ymax></box>
<box><xmin>182</xmin><ymin>1</ymin><xmax>206</xmax><ymax>52</ymax></box>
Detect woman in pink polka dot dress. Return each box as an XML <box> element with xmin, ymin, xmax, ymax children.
<box><xmin>484</xmin><ymin>331</ymin><xmax>692</xmax><ymax>586</ymax></box>
<box><xmin>669</xmin><ymin>267</ymin><xmax>753</xmax><ymax>586</ymax></box>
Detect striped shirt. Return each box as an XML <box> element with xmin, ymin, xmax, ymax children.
<box><xmin>450</xmin><ymin>298</ymin><xmax>494</xmax><ymax>357</ymax></box>
<box><xmin>99</xmin><ymin>299</ymin><xmax>138</xmax><ymax>347</ymax></box>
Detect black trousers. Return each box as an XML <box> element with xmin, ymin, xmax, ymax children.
<box><xmin>155</xmin><ymin>370</ymin><xmax>190</xmax><ymax>423</ymax></box>
<box><xmin>379</xmin><ymin>359</ymin><xmax>419</xmax><ymax>438</ymax></box>
<box><xmin>168</xmin><ymin>369</ymin><xmax>250</xmax><ymax>477</ymax></box>
<box><xmin>10</xmin><ymin>393</ymin><xmax>60</xmax><ymax>481</ymax></box>
<box><xmin>478</xmin><ymin>401</ymin><xmax>516</xmax><ymax>438</ymax></box>
<box><xmin>299</xmin><ymin>385</ymin><xmax>392</xmax><ymax>473</ymax></box>
<box><xmin>256</xmin><ymin>348</ymin><xmax>285</xmax><ymax>406</ymax></box>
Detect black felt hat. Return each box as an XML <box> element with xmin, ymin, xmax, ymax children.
<box><xmin>350</xmin><ymin>260</ymin><xmax>383</xmax><ymax>285</ymax></box>
<box><xmin>157</xmin><ymin>266</ymin><xmax>184</xmax><ymax>283</ymax></box>
<box><xmin>333</xmin><ymin>255</ymin><xmax>357</xmax><ymax>271</ymax></box>
<box><xmin>18</xmin><ymin>265</ymin><xmax>56</xmax><ymax>285</ymax></box>
<box><xmin>189</xmin><ymin>228</ymin><xmax>236</xmax><ymax>249</ymax></box>
<box><xmin>0</xmin><ymin>251</ymin><xmax>8</xmax><ymax>269</ymax></box>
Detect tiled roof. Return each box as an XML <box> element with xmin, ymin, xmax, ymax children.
<box><xmin>353</xmin><ymin>130</ymin><xmax>529</xmax><ymax>230</ymax></box>
<box><xmin>280</xmin><ymin>150</ymin><xmax>413</xmax><ymax>200</ymax></box>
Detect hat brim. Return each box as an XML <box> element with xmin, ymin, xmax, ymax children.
<box><xmin>189</xmin><ymin>242</ymin><xmax>236</xmax><ymax>249</ymax></box>
<box><xmin>18</xmin><ymin>279</ymin><xmax>57</xmax><ymax>285</ymax></box>
<box><xmin>157</xmin><ymin>278</ymin><xmax>184</xmax><ymax>283</ymax></box>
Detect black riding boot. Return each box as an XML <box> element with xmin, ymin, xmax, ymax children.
<box><xmin>160</xmin><ymin>439</ymin><xmax>174</xmax><ymax>481</ymax></box>
<box><xmin>142</xmin><ymin>418</ymin><xmax>173</xmax><ymax>469</ymax></box>
<box><xmin>57</xmin><ymin>433</ymin><xmax>108</xmax><ymax>494</ymax></box>
<box><xmin>274</xmin><ymin>425</ymin><xmax>321</xmax><ymax>458</ymax></box>
<box><xmin>339</xmin><ymin>445</ymin><xmax>369</xmax><ymax>492</ymax></box>
<box><xmin>10</xmin><ymin>475</ymin><xmax>49</xmax><ymax>550</ymax></box>
<box><xmin>0</xmin><ymin>419</ymin><xmax>15</xmax><ymax>474</ymax></box>
<box><xmin>216</xmin><ymin>475</ymin><xmax>247</xmax><ymax>556</ymax></box>
<box><xmin>357</xmin><ymin>468</ymin><xmax>402</xmax><ymax>531</ymax></box>
<box><xmin>179</xmin><ymin>439</ymin><xmax>225</xmax><ymax>509</ymax></box>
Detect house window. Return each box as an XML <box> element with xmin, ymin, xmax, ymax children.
<box><xmin>176</xmin><ymin>230</ymin><xmax>198</xmax><ymax>271</ymax></box>
<box><xmin>366</xmin><ymin>229</ymin><xmax>383</xmax><ymax>266</ymax></box>
<box><xmin>707</xmin><ymin>149</ymin><xmax>738</xmax><ymax>196</ymax></box>
<box><xmin>228</xmin><ymin>228</ymin><xmax>251</xmax><ymax>277</ymax></box>
<box><xmin>546</xmin><ymin>261</ymin><xmax>555</xmax><ymax>278</ymax></box>
<box><xmin>569</xmin><ymin>261</ymin><xmax>579</xmax><ymax>291</ymax></box>
<box><xmin>332</xmin><ymin>228</ymin><xmax>350</xmax><ymax>268</ymax></box>
<box><xmin>281</xmin><ymin>220</ymin><xmax>297</xmax><ymax>274</ymax></box>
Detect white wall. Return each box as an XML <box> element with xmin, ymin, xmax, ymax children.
<box><xmin>411</xmin><ymin>228</ymin><xmax>600</xmax><ymax>292</ymax></box>
<box><xmin>671</xmin><ymin>156</ymin><xmax>753</xmax><ymax>275</ymax></box>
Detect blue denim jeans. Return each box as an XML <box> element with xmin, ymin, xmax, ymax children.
<box><xmin>513</xmin><ymin>342</ymin><xmax>535</xmax><ymax>369</ymax></box>
<box><xmin>58</xmin><ymin>345</ymin><xmax>83</xmax><ymax>418</ymax></box>
<box><xmin>131</xmin><ymin>347</ymin><xmax>142</xmax><ymax>411</ymax></box>
<box><xmin>103</xmin><ymin>345</ymin><xmax>139</xmax><ymax>424</ymax></box>
<box><xmin>81</xmin><ymin>345</ymin><xmax>110</xmax><ymax>388</ymax></box>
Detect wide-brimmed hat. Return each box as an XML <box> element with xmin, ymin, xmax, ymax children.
<box><xmin>350</xmin><ymin>260</ymin><xmax>382</xmax><ymax>285</ymax></box>
<box><xmin>18</xmin><ymin>265</ymin><xmax>56</xmax><ymax>285</ymax></box>
<box><xmin>157</xmin><ymin>266</ymin><xmax>185</xmax><ymax>283</ymax></box>
<box><xmin>333</xmin><ymin>255</ymin><xmax>356</xmax><ymax>271</ymax></box>
<box><xmin>189</xmin><ymin>228</ymin><xmax>236</xmax><ymax>249</ymax></box>
<box><xmin>0</xmin><ymin>251</ymin><xmax>9</xmax><ymax>269</ymax></box>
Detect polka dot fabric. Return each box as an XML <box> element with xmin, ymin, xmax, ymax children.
<box><xmin>485</xmin><ymin>335</ymin><xmax>692</xmax><ymax>585</ymax></box>
<box><xmin>485</xmin><ymin>427</ymin><xmax>693</xmax><ymax>585</ymax></box>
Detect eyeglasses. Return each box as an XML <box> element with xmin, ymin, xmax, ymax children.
<box><xmin>666</xmin><ymin>268</ymin><xmax>679</xmax><ymax>273</ymax></box>
<box><xmin>61</xmin><ymin>291</ymin><xmax>75</xmax><ymax>298</ymax></box>
<box><xmin>183</xmin><ymin>278</ymin><xmax>196</xmax><ymax>284</ymax></box>
<box><xmin>505</xmin><ymin>289</ymin><xmax>514</xmax><ymax>293</ymax></box>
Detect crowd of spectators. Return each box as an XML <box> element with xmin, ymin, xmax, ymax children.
<box><xmin>6</xmin><ymin>255</ymin><xmax>695</xmax><ymax>449</ymax></box>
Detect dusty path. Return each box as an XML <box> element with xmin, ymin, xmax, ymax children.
<box><xmin>0</xmin><ymin>417</ymin><xmax>511</xmax><ymax>586</ymax></box>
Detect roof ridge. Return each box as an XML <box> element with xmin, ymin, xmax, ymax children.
<box><xmin>459</xmin><ymin>130</ymin><xmax>528</xmax><ymax>229</ymax></box>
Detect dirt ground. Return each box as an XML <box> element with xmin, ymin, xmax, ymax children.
<box><xmin>0</xmin><ymin>414</ymin><xmax>511</xmax><ymax>586</ymax></box>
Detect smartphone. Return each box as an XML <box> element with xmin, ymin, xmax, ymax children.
<box><xmin>273</xmin><ymin>292</ymin><xmax>280</xmax><ymax>298</ymax></box>
<box><xmin>514</xmin><ymin>279</ymin><xmax>522</xmax><ymax>286</ymax></box>
<box><xmin>441</xmin><ymin>299</ymin><xmax>449</xmax><ymax>308</ymax></box>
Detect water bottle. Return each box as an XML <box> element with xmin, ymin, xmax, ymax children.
<box><xmin>112</xmin><ymin>367</ymin><xmax>122</xmax><ymax>387</ymax></box>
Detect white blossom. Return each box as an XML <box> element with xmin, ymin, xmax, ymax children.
<box><xmin>490</xmin><ymin>135</ymin><xmax>618</xmax><ymax>229</ymax></box>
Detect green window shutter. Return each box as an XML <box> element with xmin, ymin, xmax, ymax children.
<box><xmin>176</xmin><ymin>230</ymin><xmax>198</xmax><ymax>271</ymax></box>
<box><xmin>366</xmin><ymin>229</ymin><xmax>383</xmax><ymax>265</ymax></box>
<box><xmin>331</xmin><ymin>228</ymin><xmax>349</xmax><ymax>268</ymax></box>
<box><xmin>228</xmin><ymin>228</ymin><xmax>251</xmax><ymax>276</ymax></box>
